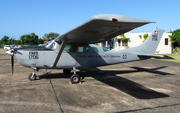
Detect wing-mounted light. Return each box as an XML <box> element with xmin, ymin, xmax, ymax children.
<box><xmin>112</xmin><ymin>18</ymin><xmax>118</xmax><ymax>22</ymax></box>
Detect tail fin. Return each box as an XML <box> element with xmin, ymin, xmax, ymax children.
<box><xmin>125</xmin><ymin>28</ymin><xmax>165</xmax><ymax>54</ymax></box>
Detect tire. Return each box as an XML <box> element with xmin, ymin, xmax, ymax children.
<box><xmin>28</xmin><ymin>73</ymin><xmax>37</xmax><ymax>81</ymax></box>
<box><xmin>70</xmin><ymin>74</ymin><xmax>80</xmax><ymax>83</ymax></box>
<box><xmin>63</xmin><ymin>69</ymin><xmax>71</xmax><ymax>74</ymax></box>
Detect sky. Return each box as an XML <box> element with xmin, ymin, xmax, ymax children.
<box><xmin>0</xmin><ymin>0</ymin><xmax>180</xmax><ymax>40</ymax></box>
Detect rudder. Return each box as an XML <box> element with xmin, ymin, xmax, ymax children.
<box><xmin>124</xmin><ymin>28</ymin><xmax>165</xmax><ymax>54</ymax></box>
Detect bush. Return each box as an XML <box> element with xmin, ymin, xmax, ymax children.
<box><xmin>173</xmin><ymin>47</ymin><xmax>180</xmax><ymax>53</ymax></box>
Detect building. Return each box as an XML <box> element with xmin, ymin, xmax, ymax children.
<box><xmin>98</xmin><ymin>32</ymin><xmax>172</xmax><ymax>54</ymax></box>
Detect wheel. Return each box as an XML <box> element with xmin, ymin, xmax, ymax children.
<box><xmin>28</xmin><ymin>73</ymin><xmax>37</xmax><ymax>81</ymax></box>
<box><xmin>70</xmin><ymin>74</ymin><xmax>80</xmax><ymax>83</ymax></box>
<box><xmin>63</xmin><ymin>69</ymin><xmax>71</xmax><ymax>74</ymax></box>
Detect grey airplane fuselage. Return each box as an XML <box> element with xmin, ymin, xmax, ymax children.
<box><xmin>12</xmin><ymin>28</ymin><xmax>171</xmax><ymax>72</ymax></box>
<box><xmin>14</xmin><ymin>41</ymin><xmax>139</xmax><ymax>70</ymax></box>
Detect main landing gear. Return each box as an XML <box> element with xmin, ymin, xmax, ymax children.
<box><xmin>28</xmin><ymin>67</ymin><xmax>81</xmax><ymax>84</ymax></box>
<box><xmin>63</xmin><ymin>67</ymin><xmax>81</xmax><ymax>84</ymax></box>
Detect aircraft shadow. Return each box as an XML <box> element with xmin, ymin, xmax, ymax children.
<box><xmin>130</xmin><ymin>66</ymin><xmax>174</xmax><ymax>76</ymax></box>
<box><xmin>39</xmin><ymin>66</ymin><xmax>170</xmax><ymax>99</ymax></box>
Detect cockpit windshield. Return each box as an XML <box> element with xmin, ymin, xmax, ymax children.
<box><xmin>40</xmin><ymin>40</ymin><xmax>57</xmax><ymax>50</ymax></box>
<box><xmin>47</xmin><ymin>42</ymin><xmax>55</xmax><ymax>49</ymax></box>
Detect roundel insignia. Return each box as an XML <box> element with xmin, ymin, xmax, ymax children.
<box><xmin>122</xmin><ymin>54</ymin><xmax>127</xmax><ymax>59</ymax></box>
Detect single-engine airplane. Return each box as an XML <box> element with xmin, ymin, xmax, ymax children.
<box><xmin>6</xmin><ymin>14</ymin><xmax>173</xmax><ymax>84</ymax></box>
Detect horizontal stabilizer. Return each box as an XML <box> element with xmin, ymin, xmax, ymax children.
<box><xmin>138</xmin><ymin>54</ymin><xmax>174</xmax><ymax>59</ymax></box>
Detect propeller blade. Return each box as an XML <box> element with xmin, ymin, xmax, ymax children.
<box><xmin>11</xmin><ymin>55</ymin><xmax>14</xmax><ymax>75</ymax></box>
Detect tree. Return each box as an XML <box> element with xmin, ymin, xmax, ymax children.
<box><xmin>0</xmin><ymin>35</ymin><xmax>9</xmax><ymax>45</ymax></box>
<box><xmin>37</xmin><ymin>38</ymin><xmax>44</xmax><ymax>44</ymax></box>
<box><xmin>42</xmin><ymin>32</ymin><xmax>59</xmax><ymax>41</ymax></box>
<box><xmin>142</xmin><ymin>34</ymin><xmax>149</xmax><ymax>42</ymax></box>
<box><xmin>7</xmin><ymin>38</ymin><xmax>14</xmax><ymax>45</ymax></box>
<box><xmin>120</xmin><ymin>34</ymin><xmax>126</xmax><ymax>40</ymax></box>
<box><xmin>169</xmin><ymin>29</ymin><xmax>180</xmax><ymax>48</ymax></box>
<box><xmin>20</xmin><ymin>33</ymin><xmax>39</xmax><ymax>45</ymax></box>
<box><xmin>14</xmin><ymin>40</ymin><xmax>21</xmax><ymax>45</ymax></box>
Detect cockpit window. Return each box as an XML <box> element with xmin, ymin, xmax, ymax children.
<box><xmin>63</xmin><ymin>44</ymin><xmax>76</xmax><ymax>52</ymax></box>
<box><xmin>102</xmin><ymin>47</ymin><xmax>109</xmax><ymax>52</ymax></box>
<box><xmin>78</xmin><ymin>46</ymin><xmax>92</xmax><ymax>53</ymax></box>
<box><xmin>78</xmin><ymin>46</ymin><xmax>99</xmax><ymax>53</ymax></box>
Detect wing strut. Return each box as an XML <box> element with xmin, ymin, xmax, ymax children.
<box><xmin>52</xmin><ymin>40</ymin><xmax>66</xmax><ymax>67</ymax></box>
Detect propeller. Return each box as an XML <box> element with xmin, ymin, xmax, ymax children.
<box><xmin>10</xmin><ymin>47</ymin><xmax>15</xmax><ymax>75</ymax></box>
<box><xmin>11</xmin><ymin>55</ymin><xmax>14</xmax><ymax>74</ymax></box>
<box><xmin>5</xmin><ymin>48</ymin><xmax>15</xmax><ymax>75</ymax></box>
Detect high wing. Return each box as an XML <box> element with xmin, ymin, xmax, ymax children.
<box><xmin>55</xmin><ymin>14</ymin><xmax>155</xmax><ymax>44</ymax></box>
<box><xmin>53</xmin><ymin>14</ymin><xmax>155</xmax><ymax>67</ymax></box>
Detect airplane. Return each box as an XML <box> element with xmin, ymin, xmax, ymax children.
<box><xmin>5</xmin><ymin>14</ymin><xmax>174</xmax><ymax>84</ymax></box>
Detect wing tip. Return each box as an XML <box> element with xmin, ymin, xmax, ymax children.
<box><xmin>91</xmin><ymin>14</ymin><xmax>155</xmax><ymax>23</ymax></box>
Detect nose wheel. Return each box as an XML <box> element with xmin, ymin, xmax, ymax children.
<box><xmin>28</xmin><ymin>73</ymin><xmax>37</xmax><ymax>81</ymax></box>
<box><xmin>69</xmin><ymin>67</ymin><xmax>81</xmax><ymax>84</ymax></box>
<box><xmin>28</xmin><ymin>68</ymin><xmax>37</xmax><ymax>81</ymax></box>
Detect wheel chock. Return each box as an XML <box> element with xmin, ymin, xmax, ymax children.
<box><xmin>69</xmin><ymin>81</ymin><xmax>81</xmax><ymax>84</ymax></box>
<box><xmin>69</xmin><ymin>81</ymin><xmax>72</xmax><ymax>84</ymax></box>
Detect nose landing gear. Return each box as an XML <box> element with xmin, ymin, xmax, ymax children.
<box><xmin>28</xmin><ymin>73</ymin><xmax>37</xmax><ymax>81</ymax></box>
<box><xmin>28</xmin><ymin>69</ymin><xmax>37</xmax><ymax>81</ymax></box>
<box><xmin>28</xmin><ymin>68</ymin><xmax>39</xmax><ymax>81</ymax></box>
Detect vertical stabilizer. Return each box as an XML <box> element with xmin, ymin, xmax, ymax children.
<box><xmin>125</xmin><ymin>28</ymin><xmax>165</xmax><ymax>54</ymax></box>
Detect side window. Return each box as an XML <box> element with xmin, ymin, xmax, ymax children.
<box><xmin>102</xmin><ymin>47</ymin><xmax>109</xmax><ymax>52</ymax></box>
<box><xmin>78</xmin><ymin>46</ymin><xmax>83</xmax><ymax>52</ymax></box>
<box><xmin>63</xmin><ymin>44</ymin><xmax>76</xmax><ymax>52</ymax></box>
<box><xmin>78</xmin><ymin>46</ymin><xmax>91</xmax><ymax>53</ymax></box>
<box><xmin>91</xmin><ymin>47</ymin><xmax>99</xmax><ymax>53</ymax></box>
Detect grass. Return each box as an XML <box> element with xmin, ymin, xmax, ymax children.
<box><xmin>153</xmin><ymin>53</ymin><xmax>180</xmax><ymax>63</ymax></box>
<box><xmin>175</xmin><ymin>48</ymin><xmax>180</xmax><ymax>53</ymax></box>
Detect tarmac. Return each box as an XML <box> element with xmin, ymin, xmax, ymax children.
<box><xmin>0</xmin><ymin>48</ymin><xmax>180</xmax><ymax>113</ymax></box>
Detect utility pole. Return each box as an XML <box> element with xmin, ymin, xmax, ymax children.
<box><xmin>12</xmin><ymin>36</ymin><xmax>15</xmax><ymax>45</ymax></box>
